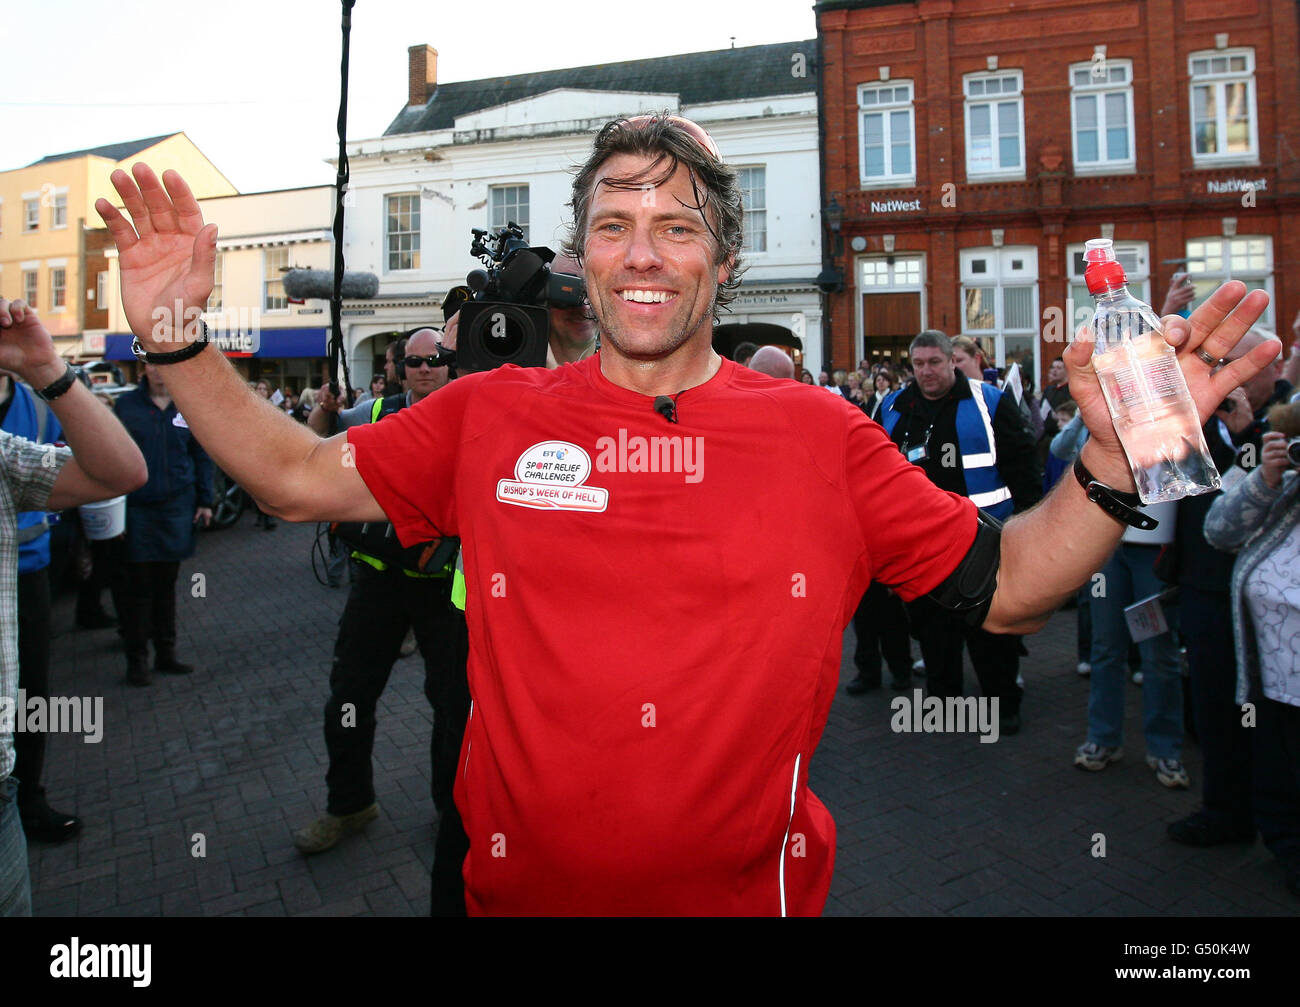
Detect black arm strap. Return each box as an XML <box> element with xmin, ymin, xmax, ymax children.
<box><xmin>923</xmin><ymin>509</ymin><xmax>1002</xmax><ymax>628</ymax></box>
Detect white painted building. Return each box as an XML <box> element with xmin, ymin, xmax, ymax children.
<box><xmin>335</xmin><ymin>39</ymin><xmax>826</xmax><ymax>380</ymax></box>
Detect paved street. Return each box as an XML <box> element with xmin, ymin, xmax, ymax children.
<box><xmin>28</xmin><ymin>517</ymin><xmax>1296</xmax><ymax>916</ymax></box>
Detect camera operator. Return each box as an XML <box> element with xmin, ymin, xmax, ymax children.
<box><xmin>291</xmin><ymin>327</ymin><xmax>462</xmax><ymax>856</ymax></box>
<box><xmin>425</xmin><ymin>259</ymin><xmax>596</xmax><ymax>916</ymax></box>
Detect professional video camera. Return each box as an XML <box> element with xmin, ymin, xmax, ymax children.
<box><xmin>447</xmin><ymin>222</ymin><xmax>586</xmax><ymax>370</ymax></box>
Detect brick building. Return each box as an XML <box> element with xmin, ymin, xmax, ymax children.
<box><xmin>815</xmin><ymin>0</ymin><xmax>1300</xmax><ymax>384</ymax></box>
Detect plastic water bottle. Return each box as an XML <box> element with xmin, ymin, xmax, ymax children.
<box><xmin>1083</xmin><ymin>238</ymin><xmax>1220</xmax><ymax>503</ymax></box>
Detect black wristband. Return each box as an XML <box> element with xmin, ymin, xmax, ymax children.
<box><xmin>33</xmin><ymin>362</ymin><xmax>77</xmax><ymax>402</ymax></box>
<box><xmin>1073</xmin><ymin>457</ymin><xmax>1158</xmax><ymax>530</ymax></box>
<box><xmin>132</xmin><ymin>320</ymin><xmax>211</xmax><ymax>365</ymax></box>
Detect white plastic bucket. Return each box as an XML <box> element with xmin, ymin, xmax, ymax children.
<box><xmin>80</xmin><ymin>496</ymin><xmax>126</xmax><ymax>540</ymax></box>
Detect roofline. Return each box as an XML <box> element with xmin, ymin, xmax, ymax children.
<box><xmin>430</xmin><ymin>36</ymin><xmax>818</xmax><ymax>90</ymax></box>
<box><xmin>198</xmin><ymin>184</ymin><xmax>335</xmax><ymax>201</ymax></box>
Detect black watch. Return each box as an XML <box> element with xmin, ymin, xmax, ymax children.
<box><xmin>34</xmin><ymin>362</ymin><xmax>77</xmax><ymax>402</ymax></box>
<box><xmin>1073</xmin><ymin>457</ymin><xmax>1158</xmax><ymax>531</ymax></box>
<box><xmin>132</xmin><ymin>320</ymin><xmax>211</xmax><ymax>365</ymax></box>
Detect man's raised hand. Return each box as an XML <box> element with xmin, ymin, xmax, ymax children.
<box><xmin>94</xmin><ymin>164</ymin><xmax>217</xmax><ymax>351</ymax></box>
<box><xmin>1061</xmin><ymin>281</ymin><xmax>1277</xmax><ymax>488</ymax></box>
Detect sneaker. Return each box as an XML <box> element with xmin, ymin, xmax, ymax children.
<box><xmin>912</xmin><ymin>658</ymin><xmax>926</xmax><ymax>672</ymax></box>
<box><xmin>844</xmin><ymin>677</ymin><xmax>880</xmax><ymax>695</ymax></box>
<box><xmin>1131</xmin><ymin>670</ymin><xmax>1144</xmax><ymax>686</ymax></box>
<box><xmin>1074</xmin><ymin>741</ymin><xmax>1123</xmax><ymax>771</ymax></box>
<box><xmin>1146</xmin><ymin>755</ymin><xmax>1190</xmax><ymax>789</ymax></box>
<box><xmin>292</xmin><ymin>803</ymin><xmax>379</xmax><ymax>855</ymax></box>
<box><xmin>1076</xmin><ymin>662</ymin><xmax>1092</xmax><ymax>677</ymax></box>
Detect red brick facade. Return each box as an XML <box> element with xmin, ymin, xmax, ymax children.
<box><xmin>817</xmin><ymin>0</ymin><xmax>1300</xmax><ymax>383</ymax></box>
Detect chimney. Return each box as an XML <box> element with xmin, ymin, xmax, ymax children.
<box><xmin>408</xmin><ymin>44</ymin><xmax>438</xmax><ymax>106</ymax></box>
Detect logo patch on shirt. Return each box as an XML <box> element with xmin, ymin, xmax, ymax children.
<box><xmin>171</xmin><ymin>413</ymin><xmax>189</xmax><ymax>428</ymax></box>
<box><xmin>497</xmin><ymin>441</ymin><xmax>608</xmax><ymax>512</ymax></box>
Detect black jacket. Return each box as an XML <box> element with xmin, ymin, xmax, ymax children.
<box><xmin>884</xmin><ymin>377</ymin><xmax>1043</xmax><ymax>512</ymax></box>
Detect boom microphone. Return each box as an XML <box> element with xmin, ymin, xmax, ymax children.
<box><xmin>283</xmin><ymin>269</ymin><xmax>379</xmax><ymax>301</ymax></box>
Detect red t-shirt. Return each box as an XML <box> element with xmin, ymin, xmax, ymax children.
<box><xmin>347</xmin><ymin>355</ymin><xmax>977</xmax><ymax>916</ymax></box>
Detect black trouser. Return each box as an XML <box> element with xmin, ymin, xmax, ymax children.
<box><xmin>119</xmin><ymin>561</ymin><xmax>181</xmax><ymax>659</ymax></box>
<box><xmin>851</xmin><ymin>582</ymin><xmax>911</xmax><ymax>685</ymax></box>
<box><xmin>1181</xmin><ymin>586</ymin><xmax>1252</xmax><ymax>829</ymax></box>
<box><xmin>14</xmin><ymin>570</ymin><xmax>51</xmax><ymax>814</ymax></box>
<box><xmin>430</xmin><ymin>608</ymin><xmax>471</xmax><ymax>917</ymax></box>
<box><xmin>908</xmin><ymin>596</ymin><xmax>1022</xmax><ymax>716</ymax></box>
<box><xmin>76</xmin><ymin>537</ymin><xmax>124</xmax><ymax>624</ymax></box>
<box><xmin>323</xmin><ymin>562</ymin><xmax>456</xmax><ymax>817</ymax></box>
<box><xmin>1253</xmin><ymin>697</ymin><xmax>1300</xmax><ymax>865</ymax></box>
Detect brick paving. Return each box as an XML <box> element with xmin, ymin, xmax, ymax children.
<box><xmin>28</xmin><ymin>517</ymin><xmax>1296</xmax><ymax>916</ymax></box>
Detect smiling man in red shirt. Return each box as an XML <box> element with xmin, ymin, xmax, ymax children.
<box><xmin>97</xmin><ymin>115</ymin><xmax>1277</xmax><ymax>916</ymax></box>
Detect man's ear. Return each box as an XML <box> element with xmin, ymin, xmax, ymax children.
<box><xmin>716</xmin><ymin>252</ymin><xmax>736</xmax><ymax>288</ymax></box>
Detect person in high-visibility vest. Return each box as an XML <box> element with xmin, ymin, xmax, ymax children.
<box><xmin>292</xmin><ymin>330</ymin><xmax>462</xmax><ymax>856</ymax></box>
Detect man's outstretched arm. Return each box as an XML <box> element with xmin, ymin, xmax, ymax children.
<box><xmin>983</xmin><ymin>282</ymin><xmax>1278</xmax><ymax>635</ymax></box>
<box><xmin>95</xmin><ymin>164</ymin><xmax>384</xmax><ymax>524</ymax></box>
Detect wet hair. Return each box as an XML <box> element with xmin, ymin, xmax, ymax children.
<box><xmin>564</xmin><ymin>114</ymin><xmax>746</xmax><ymax>320</ymax></box>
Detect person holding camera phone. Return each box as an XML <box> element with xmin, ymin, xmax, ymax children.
<box><xmin>1166</xmin><ymin>328</ymin><xmax>1282</xmax><ymax>845</ymax></box>
<box><xmin>1203</xmin><ymin>401</ymin><xmax>1300</xmax><ymax>898</ymax></box>
<box><xmin>95</xmin><ymin>113</ymin><xmax>1279</xmax><ymax>916</ymax></box>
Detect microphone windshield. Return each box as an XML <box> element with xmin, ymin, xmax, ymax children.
<box><xmin>282</xmin><ymin>269</ymin><xmax>379</xmax><ymax>301</ymax></box>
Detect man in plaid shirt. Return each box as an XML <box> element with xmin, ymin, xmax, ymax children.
<box><xmin>0</xmin><ymin>296</ymin><xmax>147</xmax><ymax>917</ymax></box>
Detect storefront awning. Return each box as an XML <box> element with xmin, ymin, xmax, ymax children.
<box><xmin>104</xmin><ymin>328</ymin><xmax>328</xmax><ymax>361</ymax></box>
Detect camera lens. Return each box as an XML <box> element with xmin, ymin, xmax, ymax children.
<box><xmin>1287</xmin><ymin>436</ymin><xmax>1300</xmax><ymax>467</ymax></box>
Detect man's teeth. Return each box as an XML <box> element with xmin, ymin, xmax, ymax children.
<box><xmin>620</xmin><ymin>289</ymin><xmax>677</xmax><ymax>303</ymax></box>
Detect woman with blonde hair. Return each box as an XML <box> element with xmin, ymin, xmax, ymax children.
<box><xmin>950</xmin><ymin>336</ymin><xmax>989</xmax><ymax>381</ymax></box>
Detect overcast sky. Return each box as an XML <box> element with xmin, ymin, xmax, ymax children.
<box><xmin>4</xmin><ymin>0</ymin><xmax>816</xmax><ymax>193</ymax></box>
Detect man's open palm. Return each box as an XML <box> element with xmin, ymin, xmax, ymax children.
<box><xmin>95</xmin><ymin>164</ymin><xmax>217</xmax><ymax>347</ymax></box>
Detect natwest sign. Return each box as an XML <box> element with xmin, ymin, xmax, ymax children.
<box><xmin>1206</xmin><ymin>176</ymin><xmax>1267</xmax><ymax>195</ymax></box>
<box><xmin>869</xmin><ymin>198</ymin><xmax>922</xmax><ymax>213</ymax></box>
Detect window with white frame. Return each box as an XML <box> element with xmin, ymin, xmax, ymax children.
<box><xmin>50</xmin><ymin>267</ymin><xmax>66</xmax><ymax>311</ymax></box>
<box><xmin>23</xmin><ymin>269</ymin><xmax>37</xmax><ymax>308</ymax></box>
<box><xmin>737</xmin><ymin>166</ymin><xmax>766</xmax><ymax>253</ymax></box>
<box><xmin>964</xmin><ymin>71</ymin><xmax>1024</xmax><ymax>178</ymax></box>
<box><xmin>1185</xmin><ymin>236</ymin><xmax>1273</xmax><ymax>327</ymax></box>
<box><xmin>960</xmin><ymin>246</ymin><xmax>1038</xmax><ymax>372</ymax></box>
<box><xmin>1189</xmin><ymin>49</ymin><xmax>1257</xmax><ymax>163</ymax></box>
<box><xmin>490</xmin><ymin>185</ymin><xmax>529</xmax><ymax>244</ymax></box>
<box><xmin>385</xmin><ymin>193</ymin><xmax>421</xmax><ymax>271</ymax></box>
<box><xmin>859</xmin><ymin>255</ymin><xmax>922</xmax><ymax>289</ymax></box>
<box><xmin>23</xmin><ymin>198</ymin><xmax>39</xmax><ymax>232</ymax></box>
<box><xmin>51</xmin><ymin>192</ymin><xmax>68</xmax><ymax>229</ymax></box>
<box><xmin>263</xmin><ymin>247</ymin><xmax>289</xmax><ymax>312</ymax></box>
<box><xmin>1070</xmin><ymin>61</ymin><xmax>1134</xmax><ymax>172</ymax></box>
<box><xmin>96</xmin><ymin>271</ymin><xmax>107</xmax><ymax>310</ymax></box>
<box><xmin>208</xmin><ymin>252</ymin><xmax>224</xmax><ymax>312</ymax></box>
<box><xmin>858</xmin><ymin>81</ymin><xmax>915</xmax><ymax>185</ymax></box>
<box><xmin>1066</xmin><ymin>241</ymin><xmax>1149</xmax><ymax>329</ymax></box>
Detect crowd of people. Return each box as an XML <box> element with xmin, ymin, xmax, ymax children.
<box><xmin>2</xmin><ymin>113</ymin><xmax>1297</xmax><ymax>916</ymax></box>
<box><xmin>730</xmin><ymin>293</ymin><xmax>1300</xmax><ymax>900</ymax></box>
